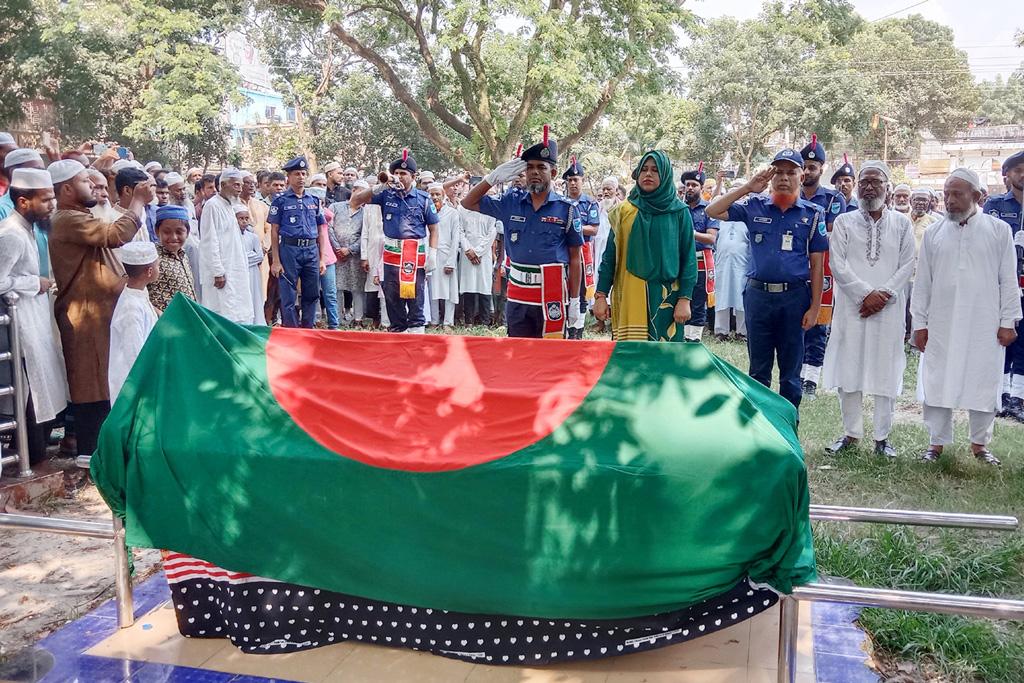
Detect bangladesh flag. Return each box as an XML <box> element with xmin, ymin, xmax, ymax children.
<box><xmin>92</xmin><ymin>296</ymin><xmax>815</xmax><ymax>620</ymax></box>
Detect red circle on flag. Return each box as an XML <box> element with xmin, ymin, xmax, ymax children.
<box><xmin>266</xmin><ymin>330</ymin><xmax>613</xmax><ymax>472</ymax></box>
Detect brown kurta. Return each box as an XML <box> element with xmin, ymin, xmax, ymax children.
<box><xmin>50</xmin><ymin>208</ymin><xmax>140</xmax><ymax>404</ymax></box>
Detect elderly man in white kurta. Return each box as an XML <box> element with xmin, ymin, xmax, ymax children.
<box><xmin>457</xmin><ymin>204</ymin><xmax>498</xmax><ymax>324</ymax></box>
<box><xmin>428</xmin><ymin>183</ymin><xmax>460</xmax><ymax>329</ymax></box>
<box><xmin>911</xmin><ymin>168</ymin><xmax>1022</xmax><ymax>465</ymax></box>
<box><xmin>822</xmin><ymin>162</ymin><xmax>915</xmax><ymax>459</ymax></box>
<box><xmin>199</xmin><ymin>169</ymin><xmax>254</xmax><ymax>324</ymax></box>
<box><xmin>0</xmin><ymin>169</ymin><xmax>69</xmax><ymax>432</ymax></box>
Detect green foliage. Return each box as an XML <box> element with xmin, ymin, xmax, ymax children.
<box><xmin>979</xmin><ymin>70</ymin><xmax>1024</xmax><ymax>125</ymax></box>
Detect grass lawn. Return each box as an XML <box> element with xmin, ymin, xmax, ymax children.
<box><xmin>424</xmin><ymin>321</ymin><xmax>1024</xmax><ymax>682</ymax></box>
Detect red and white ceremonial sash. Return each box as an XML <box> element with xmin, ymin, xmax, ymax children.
<box><xmin>383</xmin><ymin>237</ymin><xmax>426</xmax><ymax>299</ymax></box>
<box><xmin>507</xmin><ymin>262</ymin><xmax>568</xmax><ymax>339</ymax></box>
<box><xmin>817</xmin><ymin>252</ymin><xmax>833</xmax><ymax>325</ymax></box>
<box><xmin>697</xmin><ymin>249</ymin><xmax>716</xmax><ymax>308</ymax></box>
<box><xmin>582</xmin><ymin>242</ymin><xmax>596</xmax><ymax>300</ymax></box>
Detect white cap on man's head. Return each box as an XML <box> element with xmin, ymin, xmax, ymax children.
<box><xmin>344</xmin><ymin>166</ymin><xmax>358</xmax><ymax>175</ymax></box>
<box><xmin>310</xmin><ymin>173</ymin><xmax>326</xmax><ymax>185</ymax></box>
<box><xmin>164</xmin><ymin>172</ymin><xmax>185</xmax><ymax>187</ymax></box>
<box><xmin>322</xmin><ymin>162</ymin><xmax>341</xmax><ymax>173</ymax></box>
<box><xmin>948</xmin><ymin>167</ymin><xmax>983</xmax><ymax>191</ymax></box>
<box><xmin>601</xmin><ymin>176</ymin><xmax>619</xmax><ymax>188</ymax></box>
<box><xmin>118</xmin><ymin>241</ymin><xmax>158</xmax><ymax>265</ymax></box>
<box><xmin>10</xmin><ymin>168</ymin><xmax>53</xmax><ymax>190</ymax></box>
<box><xmin>4</xmin><ymin>148</ymin><xmax>43</xmax><ymax>168</ymax></box>
<box><xmin>858</xmin><ymin>160</ymin><xmax>891</xmax><ymax>182</ymax></box>
<box><xmin>111</xmin><ymin>159</ymin><xmax>133</xmax><ymax>173</ymax></box>
<box><xmin>220</xmin><ymin>168</ymin><xmax>243</xmax><ymax>182</ymax></box>
<box><xmin>48</xmin><ymin>159</ymin><xmax>87</xmax><ymax>185</ymax></box>
<box><xmin>0</xmin><ymin>132</ymin><xmax>16</xmax><ymax>146</ymax></box>
<box><xmin>144</xmin><ymin>161</ymin><xmax>163</xmax><ymax>173</ymax></box>
<box><xmin>233</xmin><ymin>203</ymin><xmax>250</xmax><ymax>215</ymax></box>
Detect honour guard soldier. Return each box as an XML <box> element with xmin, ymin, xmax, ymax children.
<box><xmin>463</xmin><ymin>126</ymin><xmax>584</xmax><ymax>339</ymax></box>
<box><xmin>831</xmin><ymin>154</ymin><xmax>858</xmax><ymax>212</ymax></box>
<box><xmin>985</xmin><ymin>150</ymin><xmax>1024</xmax><ymax>420</ymax></box>
<box><xmin>707</xmin><ymin>149</ymin><xmax>828</xmax><ymax>409</ymax></box>
<box><xmin>562</xmin><ymin>156</ymin><xmax>600</xmax><ymax>339</ymax></box>
<box><xmin>680</xmin><ymin>161</ymin><xmax>719</xmax><ymax>342</ymax></box>
<box><xmin>268</xmin><ymin>155</ymin><xmax>325</xmax><ymax>328</ymax></box>
<box><xmin>351</xmin><ymin>149</ymin><xmax>439</xmax><ymax>333</ymax></box>
<box><xmin>798</xmin><ymin>135</ymin><xmax>846</xmax><ymax>397</ymax></box>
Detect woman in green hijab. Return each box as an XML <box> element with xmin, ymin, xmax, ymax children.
<box><xmin>593</xmin><ymin>151</ymin><xmax>697</xmax><ymax>341</ymax></box>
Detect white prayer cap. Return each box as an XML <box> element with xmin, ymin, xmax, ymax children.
<box><xmin>241</xmin><ymin>170</ymin><xmax>255</xmax><ymax>180</ymax></box>
<box><xmin>144</xmin><ymin>161</ymin><xmax>163</xmax><ymax>173</ymax></box>
<box><xmin>309</xmin><ymin>173</ymin><xmax>326</xmax><ymax>184</ymax></box>
<box><xmin>164</xmin><ymin>172</ymin><xmax>185</xmax><ymax>187</ymax></box>
<box><xmin>185</xmin><ymin>167</ymin><xmax>203</xmax><ymax>178</ymax></box>
<box><xmin>0</xmin><ymin>132</ymin><xmax>15</xmax><ymax>145</ymax></box>
<box><xmin>948</xmin><ymin>167</ymin><xmax>983</xmax><ymax>191</ymax></box>
<box><xmin>893</xmin><ymin>183</ymin><xmax>912</xmax><ymax>193</ymax></box>
<box><xmin>118</xmin><ymin>241</ymin><xmax>158</xmax><ymax>265</ymax></box>
<box><xmin>47</xmin><ymin>159</ymin><xmax>87</xmax><ymax>185</ymax></box>
<box><xmin>344</xmin><ymin>166</ymin><xmax>358</xmax><ymax>175</ymax></box>
<box><xmin>111</xmin><ymin>159</ymin><xmax>133</xmax><ymax>173</ymax></box>
<box><xmin>352</xmin><ymin>179</ymin><xmax>369</xmax><ymax>190</ymax></box>
<box><xmin>322</xmin><ymin>161</ymin><xmax>341</xmax><ymax>173</ymax></box>
<box><xmin>857</xmin><ymin>160</ymin><xmax>890</xmax><ymax>182</ymax></box>
<box><xmin>4</xmin><ymin>148</ymin><xmax>43</xmax><ymax>168</ymax></box>
<box><xmin>419</xmin><ymin>170</ymin><xmax>435</xmax><ymax>181</ymax></box>
<box><xmin>233</xmin><ymin>203</ymin><xmax>250</xmax><ymax>215</ymax></box>
<box><xmin>10</xmin><ymin>168</ymin><xmax>53</xmax><ymax>190</ymax></box>
<box><xmin>911</xmin><ymin>188</ymin><xmax>930</xmax><ymax>198</ymax></box>
<box><xmin>427</xmin><ymin>182</ymin><xmax>444</xmax><ymax>191</ymax></box>
<box><xmin>86</xmin><ymin>168</ymin><xmax>107</xmax><ymax>184</ymax></box>
<box><xmin>219</xmin><ymin>167</ymin><xmax>243</xmax><ymax>182</ymax></box>
<box><xmin>601</xmin><ymin>176</ymin><xmax>619</xmax><ymax>188</ymax></box>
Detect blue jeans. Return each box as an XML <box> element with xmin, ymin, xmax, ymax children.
<box><xmin>382</xmin><ymin>265</ymin><xmax>425</xmax><ymax>332</ymax></box>
<box><xmin>278</xmin><ymin>242</ymin><xmax>320</xmax><ymax>328</ymax></box>
<box><xmin>690</xmin><ymin>270</ymin><xmax>709</xmax><ymax>327</ymax></box>
<box><xmin>802</xmin><ymin>324</ymin><xmax>829</xmax><ymax>368</ymax></box>
<box><xmin>319</xmin><ymin>264</ymin><xmax>339</xmax><ymax>329</ymax></box>
<box><xmin>743</xmin><ymin>282</ymin><xmax>810</xmax><ymax>408</ymax></box>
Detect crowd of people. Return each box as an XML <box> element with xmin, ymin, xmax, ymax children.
<box><xmin>0</xmin><ymin>129</ymin><xmax>1022</xmax><ymax>468</ymax></box>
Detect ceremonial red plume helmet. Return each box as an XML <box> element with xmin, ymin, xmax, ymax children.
<box><xmin>402</xmin><ymin>148</ymin><xmax>409</xmax><ymax>162</ymax></box>
<box><xmin>542</xmin><ymin>124</ymin><xmax>549</xmax><ymax>146</ymax></box>
<box><xmin>697</xmin><ymin>161</ymin><xmax>704</xmax><ymax>175</ymax></box>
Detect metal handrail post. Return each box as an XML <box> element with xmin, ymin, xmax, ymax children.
<box><xmin>809</xmin><ymin>504</ymin><xmax>1018</xmax><ymax>531</ymax></box>
<box><xmin>112</xmin><ymin>515</ymin><xmax>134</xmax><ymax>628</ymax></box>
<box><xmin>0</xmin><ymin>513</ymin><xmax>114</xmax><ymax>538</ymax></box>
<box><xmin>776</xmin><ymin>595</ymin><xmax>799</xmax><ymax>683</ymax></box>
<box><xmin>3</xmin><ymin>292</ymin><xmax>32</xmax><ymax>478</ymax></box>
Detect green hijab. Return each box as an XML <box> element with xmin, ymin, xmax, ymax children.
<box><xmin>626</xmin><ymin>150</ymin><xmax>688</xmax><ymax>283</ymax></box>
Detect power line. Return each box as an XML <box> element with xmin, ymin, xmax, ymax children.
<box><xmin>868</xmin><ymin>0</ymin><xmax>931</xmax><ymax>22</ymax></box>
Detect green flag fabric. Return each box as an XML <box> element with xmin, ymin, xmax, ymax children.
<box><xmin>92</xmin><ymin>295</ymin><xmax>815</xmax><ymax>620</ymax></box>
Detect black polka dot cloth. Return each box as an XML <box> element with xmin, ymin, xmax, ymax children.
<box><xmin>167</xmin><ymin>556</ymin><xmax>778</xmax><ymax>665</ymax></box>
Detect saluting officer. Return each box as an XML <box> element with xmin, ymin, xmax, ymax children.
<box><xmin>462</xmin><ymin>129</ymin><xmax>584</xmax><ymax>339</ymax></box>
<box><xmin>680</xmin><ymin>162</ymin><xmax>719</xmax><ymax>342</ymax></box>
<box><xmin>707</xmin><ymin>149</ymin><xmax>828</xmax><ymax>409</ymax></box>
<box><xmin>798</xmin><ymin>135</ymin><xmax>846</xmax><ymax>398</ymax></box>
<box><xmin>984</xmin><ymin>150</ymin><xmax>1024</xmax><ymax>421</ymax></box>
<box><xmin>831</xmin><ymin>155</ymin><xmax>858</xmax><ymax>212</ymax></box>
<box><xmin>268</xmin><ymin>156</ymin><xmax>325</xmax><ymax>328</ymax></box>
<box><xmin>351</xmin><ymin>150</ymin><xmax>439</xmax><ymax>334</ymax></box>
<box><xmin>562</xmin><ymin>156</ymin><xmax>600</xmax><ymax>339</ymax></box>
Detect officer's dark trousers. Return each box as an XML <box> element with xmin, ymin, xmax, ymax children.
<box><xmin>743</xmin><ymin>282</ymin><xmax>809</xmax><ymax>408</ymax></box>
<box><xmin>1006</xmin><ymin>296</ymin><xmax>1024</xmax><ymax>382</ymax></box>
<box><xmin>278</xmin><ymin>242</ymin><xmax>320</xmax><ymax>328</ymax></box>
<box><xmin>803</xmin><ymin>324</ymin><xmax>829</xmax><ymax>367</ymax></box>
<box><xmin>506</xmin><ymin>301</ymin><xmax>557</xmax><ymax>338</ymax></box>
<box><xmin>690</xmin><ymin>271</ymin><xmax>709</xmax><ymax>327</ymax></box>
<box><xmin>383</xmin><ymin>265</ymin><xmax>426</xmax><ymax>332</ymax></box>
<box><xmin>461</xmin><ymin>293</ymin><xmax>493</xmax><ymax>325</ymax></box>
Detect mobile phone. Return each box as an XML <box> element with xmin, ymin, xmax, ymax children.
<box><xmin>92</xmin><ymin>143</ymin><xmax>108</xmax><ymax>156</ymax></box>
<box><xmin>117</xmin><ymin>146</ymin><xmax>129</xmax><ymax>159</ymax></box>
<box><xmin>725</xmin><ymin>169</ymin><xmax>737</xmax><ymax>179</ymax></box>
<box><xmin>470</xmin><ymin>175</ymin><xmax>483</xmax><ymax>186</ymax></box>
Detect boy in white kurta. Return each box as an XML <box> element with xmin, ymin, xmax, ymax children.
<box><xmin>236</xmin><ymin>205</ymin><xmax>265</xmax><ymax>326</ymax></box>
<box><xmin>108</xmin><ymin>241</ymin><xmax>160</xmax><ymax>402</ymax></box>
<box><xmin>822</xmin><ymin>162</ymin><xmax>916</xmax><ymax>458</ymax></box>
<box><xmin>427</xmin><ymin>184</ymin><xmax>460</xmax><ymax>329</ymax></box>
<box><xmin>911</xmin><ymin>168</ymin><xmax>1023</xmax><ymax>465</ymax></box>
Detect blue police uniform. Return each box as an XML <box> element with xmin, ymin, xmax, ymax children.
<box><xmin>830</xmin><ymin>162</ymin><xmax>858</xmax><ymax>214</ymax></box>
<box><xmin>371</xmin><ymin>177</ymin><xmax>439</xmax><ymax>332</ymax></box>
<box><xmin>268</xmin><ymin>156</ymin><xmax>325</xmax><ymax>328</ymax></box>
<box><xmin>984</xmin><ymin>184</ymin><xmax>1024</xmax><ymax>414</ymax></box>
<box><xmin>478</xmin><ymin>182</ymin><xmax>584</xmax><ymax>338</ymax></box>
<box><xmin>688</xmin><ymin>199</ymin><xmax>719</xmax><ymax>330</ymax></box>
<box><xmin>565</xmin><ymin>186</ymin><xmax>600</xmax><ymax>338</ymax></box>
<box><xmin>729</xmin><ymin>186</ymin><xmax>828</xmax><ymax>408</ymax></box>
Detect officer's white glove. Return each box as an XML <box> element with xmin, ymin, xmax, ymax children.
<box><xmin>1014</xmin><ymin>229</ymin><xmax>1024</xmax><ymax>249</ymax></box>
<box><xmin>426</xmin><ymin>247</ymin><xmax>438</xmax><ymax>273</ymax></box>
<box><xmin>566</xmin><ymin>297</ymin><xmax>582</xmax><ymax>327</ymax></box>
<box><xmin>484</xmin><ymin>158</ymin><xmax>527</xmax><ymax>186</ymax></box>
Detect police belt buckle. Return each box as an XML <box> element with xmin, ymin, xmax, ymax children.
<box><xmin>283</xmin><ymin>237</ymin><xmax>317</xmax><ymax>248</ymax></box>
<box><xmin>749</xmin><ymin>278</ymin><xmax>789</xmax><ymax>293</ymax></box>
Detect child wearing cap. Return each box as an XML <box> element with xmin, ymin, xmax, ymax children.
<box><xmin>149</xmin><ymin>205</ymin><xmax>196</xmax><ymax>312</ymax></box>
<box><xmin>108</xmin><ymin>241</ymin><xmax>160</xmax><ymax>401</ymax></box>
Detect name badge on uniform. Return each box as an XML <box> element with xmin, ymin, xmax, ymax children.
<box><xmin>753</xmin><ymin>216</ymin><xmax>772</xmax><ymax>224</ymax></box>
<box><xmin>385</xmin><ymin>202</ymin><xmax>399</xmax><ymax>208</ymax></box>
<box><xmin>510</xmin><ymin>215</ymin><xmax>527</xmax><ymax>222</ymax></box>
<box><xmin>781</xmin><ymin>232</ymin><xmax>794</xmax><ymax>251</ymax></box>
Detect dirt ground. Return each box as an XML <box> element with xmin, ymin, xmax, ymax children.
<box><xmin>0</xmin><ymin>469</ymin><xmax>160</xmax><ymax>661</ymax></box>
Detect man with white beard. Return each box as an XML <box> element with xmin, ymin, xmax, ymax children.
<box><xmin>199</xmin><ymin>168</ymin><xmax>254</xmax><ymax>324</ymax></box>
<box><xmin>823</xmin><ymin>161</ymin><xmax>915</xmax><ymax>458</ymax></box>
<box><xmin>911</xmin><ymin>168</ymin><xmax>1022</xmax><ymax>465</ymax></box>
<box><xmin>892</xmin><ymin>184</ymin><xmax>912</xmax><ymax>215</ymax></box>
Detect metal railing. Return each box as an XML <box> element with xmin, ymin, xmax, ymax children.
<box><xmin>0</xmin><ymin>292</ymin><xmax>33</xmax><ymax>478</ymax></box>
<box><xmin>0</xmin><ymin>513</ymin><xmax>134</xmax><ymax>628</ymax></box>
<box><xmin>779</xmin><ymin>506</ymin><xmax>1024</xmax><ymax>683</ymax></box>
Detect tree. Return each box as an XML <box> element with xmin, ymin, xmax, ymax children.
<box><xmin>272</xmin><ymin>0</ymin><xmax>693</xmax><ymax>172</ymax></box>
<box><xmin>978</xmin><ymin>70</ymin><xmax>1024</xmax><ymax>125</ymax></box>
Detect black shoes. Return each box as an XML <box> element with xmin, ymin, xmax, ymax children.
<box><xmin>802</xmin><ymin>380</ymin><xmax>817</xmax><ymax>399</ymax></box>
<box><xmin>825</xmin><ymin>435</ymin><xmax>857</xmax><ymax>455</ymax></box>
<box><xmin>874</xmin><ymin>440</ymin><xmax>897</xmax><ymax>458</ymax></box>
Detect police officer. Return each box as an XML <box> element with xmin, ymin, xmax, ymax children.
<box><xmin>797</xmin><ymin>136</ymin><xmax>846</xmax><ymax>398</ymax></box>
<box><xmin>680</xmin><ymin>164</ymin><xmax>719</xmax><ymax>342</ymax></box>
<box><xmin>830</xmin><ymin>156</ymin><xmax>858</xmax><ymax>212</ymax></box>
<box><xmin>707</xmin><ymin>149</ymin><xmax>828</xmax><ymax>409</ymax></box>
<box><xmin>562</xmin><ymin>157</ymin><xmax>600</xmax><ymax>339</ymax></box>
<box><xmin>984</xmin><ymin>150</ymin><xmax>1024</xmax><ymax>421</ymax></box>
<box><xmin>268</xmin><ymin>156</ymin><xmax>325</xmax><ymax>328</ymax></box>
<box><xmin>350</xmin><ymin>150</ymin><xmax>438</xmax><ymax>333</ymax></box>
<box><xmin>462</xmin><ymin>132</ymin><xmax>584</xmax><ymax>339</ymax></box>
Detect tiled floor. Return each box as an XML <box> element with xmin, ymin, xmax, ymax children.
<box><xmin>24</xmin><ymin>574</ymin><xmax>880</xmax><ymax>683</ymax></box>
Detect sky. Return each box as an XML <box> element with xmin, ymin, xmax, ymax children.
<box><xmin>689</xmin><ymin>0</ymin><xmax>1023</xmax><ymax>81</ymax></box>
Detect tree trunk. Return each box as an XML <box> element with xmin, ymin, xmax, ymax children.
<box><xmin>293</xmin><ymin>102</ymin><xmax>319</xmax><ymax>171</ymax></box>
